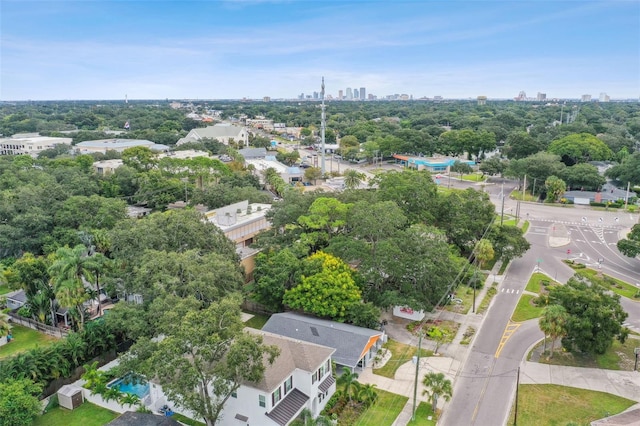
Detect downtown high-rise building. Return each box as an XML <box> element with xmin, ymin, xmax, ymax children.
<box><xmin>359</xmin><ymin>87</ymin><xmax>366</xmax><ymax>100</ymax></box>
<box><xmin>346</xmin><ymin>87</ymin><xmax>353</xmax><ymax>100</ymax></box>
<box><xmin>353</xmin><ymin>88</ymin><xmax>359</xmax><ymax>99</ymax></box>
<box><xmin>338</xmin><ymin>90</ymin><xmax>343</xmax><ymax>100</ymax></box>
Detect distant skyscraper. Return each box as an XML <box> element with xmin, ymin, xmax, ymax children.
<box><xmin>581</xmin><ymin>94</ymin><xmax>592</xmax><ymax>102</ymax></box>
<box><xmin>477</xmin><ymin>96</ymin><xmax>487</xmax><ymax>105</ymax></box>
<box><xmin>359</xmin><ymin>87</ymin><xmax>366</xmax><ymax>100</ymax></box>
<box><xmin>599</xmin><ymin>92</ymin><xmax>610</xmax><ymax>102</ymax></box>
<box><xmin>338</xmin><ymin>90</ymin><xmax>343</xmax><ymax>100</ymax></box>
<box><xmin>536</xmin><ymin>92</ymin><xmax>546</xmax><ymax>101</ymax></box>
<box><xmin>346</xmin><ymin>87</ymin><xmax>353</xmax><ymax>100</ymax></box>
<box><xmin>515</xmin><ymin>91</ymin><xmax>527</xmax><ymax>101</ymax></box>
<box><xmin>313</xmin><ymin>91</ymin><xmax>319</xmax><ymax>99</ymax></box>
<box><xmin>353</xmin><ymin>88</ymin><xmax>359</xmax><ymax>99</ymax></box>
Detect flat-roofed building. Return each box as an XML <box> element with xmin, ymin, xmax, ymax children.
<box><xmin>75</xmin><ymin>139</ymin><xmax>169</xmax><ymax>154</ymax></box>
<box><xmin>206</xmin><ymin>200</ymin><xmax>272</xmax><ymax>281</ymax></box>
<box><xmin>0</xmin><ymin>133</ymin><xmax>72</xmax><ymax>156</ymax></box>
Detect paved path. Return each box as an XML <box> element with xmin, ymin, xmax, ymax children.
<box><xmin>377</xmin><ymin>245</ymin><xmax>640</xmax><ymax>425</ymax></box>
<box><xmin>520</xmin><ymin>361</ymin><xmax>640</xmax><ymax>401</ymax></box>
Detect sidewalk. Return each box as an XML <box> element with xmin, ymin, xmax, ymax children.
<box><xmin>520</xmin><ymin>361</ymin><xmax>640</xmax><ymax>401</ymax></box>
<box><xmin>372</xmin><ymin>261</ymin><xmax>504</xmax><ymax>425</ymax></box>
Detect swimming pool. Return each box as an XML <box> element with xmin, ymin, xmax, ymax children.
<box><xmin>108</xmin><ymin>374</ymin><xmax>150</xmax><ymax>398</ymax></box>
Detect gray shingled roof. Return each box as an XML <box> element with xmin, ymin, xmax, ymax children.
<box><xmin>6</xmin><ymin>289</ymin><xmax>27</xmax><ymax>303</ymax></box>
<box><xmin>261</xmin><ymin>312</ymin><xmax>383</xmax><ymax>369</ymax></box>
<box><xmin>246</xmin><ymin>329</ymin><xmax>335</xmax><ymax>392</ymax></box>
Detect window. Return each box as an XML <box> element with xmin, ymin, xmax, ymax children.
<box><xmin>259</xmin><ymin>395</ymin><xmax>266</xmax><ymax>408</ymax></box>
<box><xmin>284</xmin><ymin>376</ymin><xmax>292</xmax><ymax>394</ymax></box>
<box><xmin>272</xmin><ymin>387</ymin><xmax>281</xmax><ymax>405</ymax></box>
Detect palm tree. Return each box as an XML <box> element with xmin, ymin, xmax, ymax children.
<box><xmin>337</xmin><ymin>369</ymin><xmax>360</xmax><ymax>401</ymax></box>
<box><xmin>49</xmin><ymin>245</ymin><xmax>96</xmax><ymax>329</ymax></box>
<box><xmin>539</xmin><ymin>305</ymin><xmax>569</xmax><ymax>359</ymax></box>
<box><xmin>343</xmin><ymin>169</ymin><xmax>366</xmax><ymax>190</ymax></box>
<box><xmin>119</xmin><ymin>393</ymin><xmax>141</xmax><ymax>408</ymax></box>
<box><xmin>290</xmin><ymin>408</ymin><xmax>333</xmax><ymax>426</ymax></box>
<box><xmin>422</xmin><ymin>372</ymin><xmax>453</xmax><ymax>413</ymax></box>
<box><xmin>0</xmin><ymin>312</ymin><xmax>12</xmax><ymax>339</ymax></box>
<box><xmin>357</xmin><ymin>383</ymin><xmax>378</xmax><ymax>407</ymax></box>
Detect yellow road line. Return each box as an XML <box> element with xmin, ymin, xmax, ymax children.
<box><xmin>494</xmin><ymin>322</ymin><xmax>521</xmax><ymax>358</ymax></box>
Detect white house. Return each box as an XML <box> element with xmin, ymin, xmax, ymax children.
<box><xmin>145</xmin><ymin>330</ymin><xmax>336</xmax><ymax>426</ymax></box>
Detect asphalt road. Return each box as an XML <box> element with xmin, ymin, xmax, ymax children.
<box><xmin>442</xmin><ymin>177</ymin><xmax>640</xmax><ymax>426</ymax></box>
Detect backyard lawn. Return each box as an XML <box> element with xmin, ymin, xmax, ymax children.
<box><xmin>243</xmin><ymin>312</ymin><xmax>270</xmax><ymax>329</ymax></box>
<box><xmin>33</xmin><ymin>402</ymin><xmax>118</xmax><ymax>426</ymax></box>
<box><xmin>354</xmin><ymin>388</ymin><xmax>408</xmax><ymax>426</ymax></box>
<box><xmin>373</xmin><ymin>339</ymin><xmax>432</xmax><ymax>379</ymax></box>
<box><xmin>0</xmin><ymin>284</ymin><xmax>11</xmax><ymax>295</ymax></box>
<box><xmin>508</xmin><ymin>384</ymin><xmax>635</xmax><ymax>425</ymax></box>
<box><xmin>0</xmin><ymin>324</ymin><xmax>59</xmax><ymax>359</ymax></box>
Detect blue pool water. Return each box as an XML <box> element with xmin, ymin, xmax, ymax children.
<box><xmin>108</xmin><ymin>375</ymin><xmax>150</xmax><ymax>398</ymax></box>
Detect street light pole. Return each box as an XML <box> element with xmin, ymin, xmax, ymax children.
<box><xmin>412</xmin><ymin>333</ymin><xmax>423</xmax><ymax>421</ymax></box>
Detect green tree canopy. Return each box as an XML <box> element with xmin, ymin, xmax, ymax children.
<box><xmin>549</xmin><ymin>275</ymin><xmax>628</xmax><ymax>355</ymax></box>
<box><xmin>120</xmin><ymin>295</ymin><xmax>279</xmax><ymax>426</ymax></box>
<box><xmin>617</xmin><ymin>224</ymin><xmax>640</xmax><ymax>258</ymax></box>
<box><xmin>0</xmin><ymin>379</ymin><xmax>43</xmax><ymax>426</ymax></box>
<box><xmin>283</xmin><ymin>252</ymin><xmax>361</xmax><ymax>321</ymax></box>
<box><xmin>547</xmin><ymin>133</ymin><xmax>613</xmax><ymax>166</ymax></box>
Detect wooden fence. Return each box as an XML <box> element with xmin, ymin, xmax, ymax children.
<box><xmin>8</xmin><ymin>313</ymin><xmax>69</xmax><ymax>338</ymax></box>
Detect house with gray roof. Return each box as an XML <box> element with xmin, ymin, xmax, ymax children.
<box><xmin>262</xmin><ymin>312</ymin><xmax>386</xmax><ymax>371</ymax></box>
<box><xmin>5</xmin><ymin>289</ymin><xmax>27</xmax><ymax>311</ymax></box>
<box><xmin>177</xmin><ymin>123</ymin><xmax>249</xmax><ymax>147</ymax></box>
<box><xmin>145</xmin><ymin>329</ymin><xmax>336</xmax><ymax>426</ymax></box>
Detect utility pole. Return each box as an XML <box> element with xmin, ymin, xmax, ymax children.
<box><xmin>501</xmin><ymin>181</ymin><xmax>505</xmax><ymax>226</ymax></box>
<box><xmin>412</xmin><ymin>333</ymin><xmax>423</xmax><ymax>421</ymax></box>
<box><xmin>320</xmin><ymin>77</ymin><xmax>326</xmax><ymax>175</ymax></box>
<box><xmin>625</xmin><ymin>181</ymin><xmax>631</xmax><ymax>210</ymax></box>
<box><xmin>514</xmin><ymin>367</ymin><xmax>520</xmax><ymax>425</ymax></box>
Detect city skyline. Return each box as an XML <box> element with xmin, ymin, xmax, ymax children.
<box><xmin>1</xmin><ymin>1</ymin><xmax>638</xmax><ymax>101</ymax></box>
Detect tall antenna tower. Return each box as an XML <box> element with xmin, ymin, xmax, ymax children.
<box><xmin>320</xmin><ymin>77</ymin><xmax>326</xmax><ymax>175</ymax></box>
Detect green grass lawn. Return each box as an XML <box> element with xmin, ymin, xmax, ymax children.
<box><xmin>406</xmin><ymin>401</ymin><xmax>437</xmax><ymax>425</ymax></box>
<box><xmin>512</xmin><ymin>294</ymin><xmax>543</xmax><ymax>322</ymax></box>
<box><xmin>243</xmin><ymin>312</ymin><xmax>270</xmax><ymax>329</ymax></box>
<box><xmin>0</xmin><ymin>285</ymin><xmax>11</xmax><ymax>295</ymax></box>
<box><xmin>525</xmin><ymin>272</ymin><xmax>557</xmax><ymax>293</ymax></box>
<box><xmin>535</xmin><ymin>336</ymin><xmax>640</xmax><ymax>370</ymax></box>
<box><xmin>508</xmin><ymin>384</ymin><xmax>635</xmax><ymax>426</ymax></box>
<box><xmin>0</xmin><ymin>324</ymin><xmax>59</xmax><ymax>359</ymax></box>
<box><xmin>477</xmin><ymin>283</ymin><xmax>498</xmax><ymax>314</ymax></box>
<box><xmin>443</xmin><ymin>285</ymin><xmax>474</xmax><ymax>314</ymax></box>
<box><xmin>373</xmin><ymin>339</ymin><xmax>432</xmax><ymax>379</ymax></box>
<box><xmin>521</xmin><ymin>220</ymin><xmax>530</xmax><ymax>233</ymax></box>
<box><xmin>171</xmin><ymin>413</ymin><xmax>206</xmax><ymax>426</ymax></box>
<box><xmin>354</xmin><ymin>388</ymin><xmax>409</xmax><ymax>426</ymax></box>
<box><xmin>33</xmin><ymin>402</ymin><xmax>118</xmax><ymax>426</ymax></box>
<box><xmin>460</xmin><ymin>173</ymin><xmax>485</xmax><ymax>182</ymax></box>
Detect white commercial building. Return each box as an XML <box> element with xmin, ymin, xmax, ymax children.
<box><xmin>0</xmin><ymin>133</ymin><xmax>72</xmax><ymax>156</ymax></box>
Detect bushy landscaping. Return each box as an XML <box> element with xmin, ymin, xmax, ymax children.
<box><xmin>508</xmin><ymin>384</ymin><xmax>635</xmax><ymax>425</ymax></box>
<box><xmin>532</xmin><ymin>336</ymin><xmax>640</xmax><ymax>370</ymax></box>
<box><xmin>477</xmin><ymin>283</ymin><xmax>498</xmax><ymax>314</ymax></box>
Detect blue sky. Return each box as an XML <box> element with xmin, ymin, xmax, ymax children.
<box><xmin>1</xmin><ymin>0</ymin><xmax>638</xmax><ymax>100</ymax></box>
